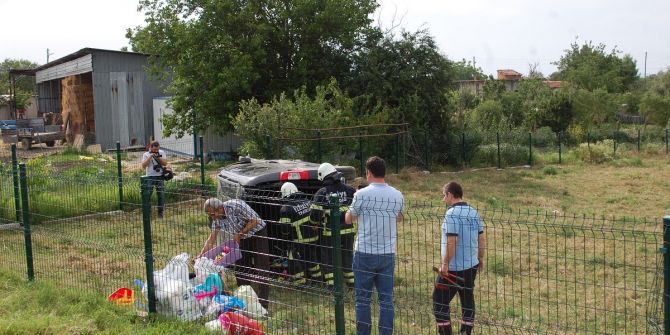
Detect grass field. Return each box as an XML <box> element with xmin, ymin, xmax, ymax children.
<box><xmin>0</xmin><ymin>151</ymin><xmax>668</xmax><ymax>334</ymax></box>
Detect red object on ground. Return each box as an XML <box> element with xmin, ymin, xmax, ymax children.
<box><xmin>107</xmin><ymin>287</ymin><xmax>134</xmax><ymax>305</ymax></box>
<box><xmin>221</xmin><ymin>312</ymin><xmax>265</xmax><ymax>335</ymax></box>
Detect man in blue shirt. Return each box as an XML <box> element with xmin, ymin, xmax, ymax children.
<box><xmin>345</xmin><ymin>156</ymin><xmax>404</xmax><ymax>335</ymax></box>
<box><xmin>433</xmin><ymin>182</ymin><xmax>485</xmax><ymax>335</ymax></box>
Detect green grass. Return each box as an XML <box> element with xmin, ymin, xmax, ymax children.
<box><xmin>0</xmin><ymin>268</ymin><xmax>212</xmax><ymax>335</ymax></box>
<box><xmin>0</xmin><ymin>149</ymin><xmax>216</xmax><ymax>223</ymax></box>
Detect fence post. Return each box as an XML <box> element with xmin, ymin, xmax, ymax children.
<box><xmin>528</xmin><ymin>132</ymin><xmax>533</xmax><ymax>166</ymax></box>
<box><xmin>199</xmin><ymin>136</ymin><xmax>205</xmax><ymax>187</ymax></box>
<box><xmin>318</xmin><ymin>131</ymin><xmax>322</xmax><ymax>163</ymax></box>
<box><xmin>116</xmin><ymin>142</ymin><xmax>124</xmax><ymax>211</ymax></box>
<box><xmin>358</xmin><ymin>131</ymin><xmax>363</xmax><ymax>177</ymax></box>
<box><xmin>193</xmin><ymin>131</ymin><xmax>198</xmax><ymax>161</ymax></box>
<box><xmin>141</xmin><ymin>176</ymin><xmax>157</xmax><ymax>313</ymax></box>
<box><xmin>663</xmin><ymin>215</ymin><xmax>670</xmax><ymax>335</ymax></box>
<box><xmin>558</xmin><ymin>132</ymin><xmax>562</xmax><ymax>164</ymax></box>
<box><xmin>11</xmin><ymin>144</ymin><xmax>21</xmax><ymax>222</ymax></box>
<box><xmin>461</xmin><ymin>132</ymin><xmax>466</xmax><ymax>167</ymax></box>
<box><xmin>613</xmin><ymin>135</ymin><xmax>617</xmax><ymax>158</ymax></box>
<box><xmin>496</xmin><ymin>132</ymin><xmax>501</xmax><ymax>169</ymax></box>
<box><xmin>424</xmin><ymin>130</ymin><xmax>430</xmax><ymax>171</ymax></box>
<box><xmin>329</xmin><ymin>194</ymin><xmax>345</xmax><ymax>335</ymax></box>
<box><xmin>587</xmin><ymin>132</ymin><xmax>591</xmax><ymax>149</ymax></box>
<box><xmin>666</xmin><ymin>128</ymin><xmax>668</xmax><ymax>154</ymax></box>
<box><xmin>395</xmin><ymin>133</ymin><xmax>400</xmax><ymax>174</ymax></box>
<box><xmin>19</xmin><ymin>163</ymin><xmax>34</xmax><ymax>281</ymax></box>
<box><xmin>637</xmin><ymin>128</ymin><xmax>641</xmax><ymax>152</ymax></box>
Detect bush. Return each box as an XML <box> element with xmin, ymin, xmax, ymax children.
<box><xmin>575</xmin><ymin>140</ymin><xmax>615</xmax><ymax>163</ymax></box>
<box><xmin>473</xmin><ymin>143</ymin><xmax>530</xmax><ymax>167</ymax></box>
<box><xmin>444</xmin><ymin>130</ymin><xmax>484</xmax><ymax>165</ymax></box>
<box><xmin>532</xmin><ymin>127</ymin><xmax>558</xmax><ymax>148</ymax></box>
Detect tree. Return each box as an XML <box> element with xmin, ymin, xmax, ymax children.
<box><xmin>127</xmin><ymin>0</ymin><xmax>377</xmax><ymax>136</ymax></box>
<box><xmin>451</xmin><ymin>59</ymin><xmax>486</xmax><ymax>81</ymax></box>
<box><xmin>1</xmin><ymin>58</ymin><xmax>39</xmax><ymax>109</ymax></box>
<box><xmin>233</xmin><ymin>79</ymin><xmax>360</xmax><ymax>160</ymax></box>
<box><xmin>552</xmin><ymin>41</ymin><xmax>639</xmax><ymax>93</ymax></box>
<box><xmin>527</xmin><ymin>63</ymin><xmax>544</xmax><ymax>79</ymax></box>
<box><xmin>347</xmin><ymin>29</ymin><xmax>452</xmax><ymax>132</ymax></box>
<box><xmin>639</xmin><ymin>69</ymin><xmax>670</xmax><ymax>126</ymax></box>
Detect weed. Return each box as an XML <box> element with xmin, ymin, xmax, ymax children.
<box><xmin>543</xmin><ymin>166</ymin><xmax>558</xmax><ymax>175</ymax></box>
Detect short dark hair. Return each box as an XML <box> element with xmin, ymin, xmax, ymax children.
<box><xmin>443</xmin><ymin>181</ymin><xmax>463</xmax><ymax>199</ymax></box>
<box><xmin>150</xmin><ymin>141</ymin><xmax>160</xmax><ymax>148</ymax></box>
<box><xmin>366</xmin><ymin>156</ymin><xmax>386</xmax><ymax>178</ymax></box>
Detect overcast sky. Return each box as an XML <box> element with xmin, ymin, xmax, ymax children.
<box><xmin>1</xmin><ymin>0</ymin><xmax>668</xmax><ymax>77</ymax></box>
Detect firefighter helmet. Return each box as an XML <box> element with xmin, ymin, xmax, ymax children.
<box><xmin>317</xmin><ymin>163</ymin><xmax>337</xmax><ymax>181</ymax></box>
<box><xmin>281</xmin><ymin>182</ymin><xmax>299</xmax><ymax>198</ymax></box>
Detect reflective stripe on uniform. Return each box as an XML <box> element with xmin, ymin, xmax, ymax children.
<box><xmin>322</xmin><ymin>227</ymin><xmax>357</xmax><ymax>236</ymax></box>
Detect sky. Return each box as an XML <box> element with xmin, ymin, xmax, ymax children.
<box><xmin>1</xmin><ymin>0</ymin><xmax>669</xmax><ymax>78</ymax></box>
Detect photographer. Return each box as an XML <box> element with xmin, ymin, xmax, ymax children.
<box><xmin>141</xmin><ymin>141</ymin><xmax>168</xmax><ymax>218</ymax></box>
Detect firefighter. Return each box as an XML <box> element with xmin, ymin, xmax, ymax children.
<box><xmin>310</xmin><ymin>162</ymin><xmax>356</xmax><ymax>287</ymax></box>
<box><xmin>278</xmin><ymin>182</ymin><xmax>322</xmax><ymax>285</ymax></box>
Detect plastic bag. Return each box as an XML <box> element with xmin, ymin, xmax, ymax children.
<box><xmin>155</xmin><ymin>253</ymin><xmax>190</xmax><ymax>284</ymax></box>
<box><xmin>141</xmin><ymin>253</ymin><xmax>203</xmax><ymax>321</ymax></box>
<box><xmin>204</xmin><ymin>294</ymin><xmax>246</xmax><ymax>318</ymax></box>
<box><xmin>194</xmin><ymin>257</ymin><xmax>225</xmax><ymax>283</ymax></box>
<box><xmin>235</xmin><ymin>286</ymin><xmax>268</xmax><ymax>319</ymax></box>
<box><xmin>206</xmin><ymin>312</ymin><xmax>265</xmax><ymax>335</ymax></box>
<box><xmin>167</xmin><ymin>286</ymin><xmax>202</xmax><ymax>321</ymax></box>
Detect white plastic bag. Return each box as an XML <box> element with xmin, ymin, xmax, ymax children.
<box><xmin>235</xmin><ymin>285</ymin><xmax>268</xmax><ymax>319</ymax></box>
<box><xmin>194</xmin><ymin>257</ymin><xmax>225</xmax><ymax>283</ymax></box>
<box><xmin>141</xmin><ymin>253</ymin><xmax>203</xmax><ymax>321</ymax></box>
<box><xmin>167</xmin><ymin>286</ymin><xmax>202</xmax><ymax>321</ymax></box>
<box><xmin>156</xmin><ymin>252</ymin><xmax>191</xmax><ymax>283</ymax></box>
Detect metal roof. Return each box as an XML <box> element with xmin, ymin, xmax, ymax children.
<box><xmin>32</xmin><ymin>47</ymin><xmax>152</xmax><ymax>72</ymax></box>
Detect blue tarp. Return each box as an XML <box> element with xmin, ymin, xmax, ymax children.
<box><xmin>0</xmin><ymin>120</ymin><xmax>16</xmax><ymax>130</ymax></box>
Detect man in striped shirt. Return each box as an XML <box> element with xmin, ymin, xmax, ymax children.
<box><xmin>199</xmin><ymin>198</ymin><xmax>270</xmax><ymax>309</ymax></box>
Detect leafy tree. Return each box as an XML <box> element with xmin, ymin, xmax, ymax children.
<box><xmin>127</xmin><ymin>0</ymin><xmax>377</xmax><ymax>136</ymax></box>
<box><xmin>451</xmin><ymin>59</ymin><xmax>486</xmax><ymax>81</ymax></box>
<box><xmin>552</xmin><ymin>41</ymin><xmax>639</xmax><ymax>93</ymax></box>
<box><xmin>471</xmin><ymin>99</ymin><xmax>505</xmax><ymax>130</ymax></box>
<box><xmin>1</xmin><ymin>58</ymin><xmax>39</xmax><ymax>109</ymax></box>
<box><xmin>347</xmin><ymin>29</ymin><xmax>453</xmax><ymax>132</ymax></box>
<box><xmin>565</xmin><ymin>85</ymin><xmax>617</xmax><ymax>130</ymax></box>
<box><xmin>639</xmin><ymin>69</ymin><xmax>670</xmax><ymax>126</ymax></box>
<box><xmin>234</xmin><ymin>79</ymin><xmax>364</xmax><ymax>160</ymax></box>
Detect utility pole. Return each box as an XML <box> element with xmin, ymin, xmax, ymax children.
<box><xmin>46</xmin><ymin>48</ymin><xmax>54</xmax><ymax>63</ymax></box>
<box><xmin>644</xmin><ymin>51</ymin><xmax>647</xmax><ymax>78</ymax></box>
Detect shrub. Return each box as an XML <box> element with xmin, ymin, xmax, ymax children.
<box><xmin>473</xmin><ymin>143</ymin><xmax>530</xmax><ymax>167</ymax></box>
<box><xmin>543</xmin><ymin>166</ymin><xmax>558</xmax><ymax>175</ymax></box>
<box><xmin>575</xmin><ymin>140</ymin><xmax>615</xmax><ymax>163</ymax></box>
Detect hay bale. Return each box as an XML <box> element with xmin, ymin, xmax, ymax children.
<box><xmin>86</xmin><ymin>144</ymin><xmax>102</xmax><ymax>154</ymax></box>
<box><xmin>73</xmin><ymin>134</ymin><xmax>85</xmax><ymax>150</ymax></box>
<box><xmin>61</xmin><ymin>75</ymin><xmax>95</xmax><ymax>144</ymax></box>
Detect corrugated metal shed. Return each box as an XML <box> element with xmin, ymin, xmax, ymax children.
<box><xmin>152</xmin><ymin>97</ymin><xmax>241</xmax><ymax>157</ymax></box>
<box><xmin>33</xmin><ymin>48</ymin><xmax>167</xmax><ymax>150</ymax></box>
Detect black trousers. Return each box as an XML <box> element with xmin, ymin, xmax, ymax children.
<box><xmin>432</xmin><ymin>265</ymin><xmax>478</xmax><ymax>335</ymax></box>
<box><xmin>320</xmin><ymin>232</ymin><xmax>355</xmax><ymax>285</ymax></box>
<box><xmin>235</xmin><ymin>226</ymin><xmax>270</xmax><ymax>309</ymax></box>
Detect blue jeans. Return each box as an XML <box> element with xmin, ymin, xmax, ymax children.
<box><xmin>353</xmin><ymin>252</ymin><xmax>395</xmax><ymax>335</ymax></box>
<box><xmin>147</xmin><ymin>177</ymin><xmax>164</xmax><ymax>217</ymax></box>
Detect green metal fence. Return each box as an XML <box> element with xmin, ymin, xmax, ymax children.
<box><xmin>0</xmin><ymin>160</ymin><xmax>665</xmax><ymax>334</ymax></box>
<box><xmin>274</xmin><ymin>125</ymin><xmax>670</xmax><ymax>171</ymax></box>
